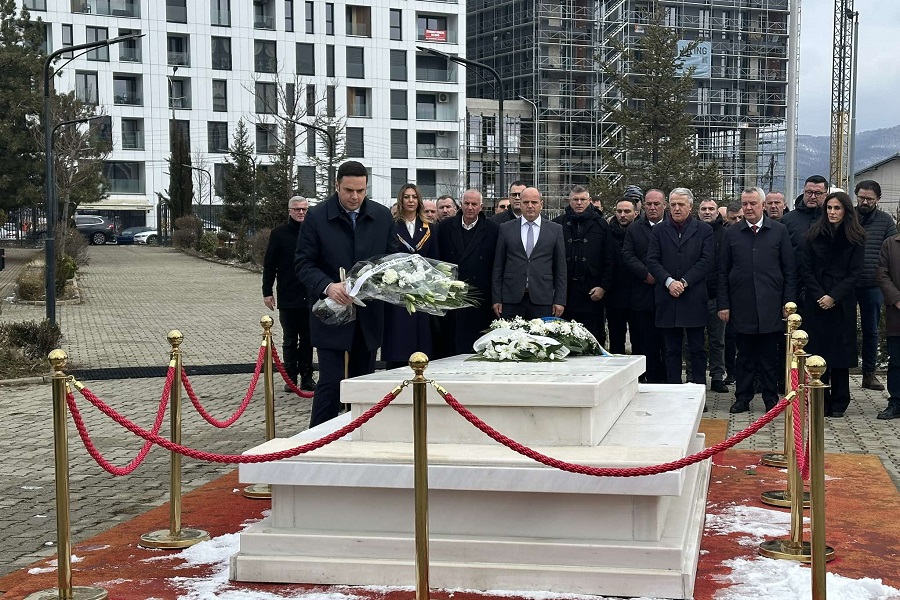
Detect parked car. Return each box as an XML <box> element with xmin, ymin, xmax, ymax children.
<box><xmin>74</xmin><ymin>215</ymin><xmax>116</xmax><ymax>245</ymax></box>
<box><xmin>116</xmin><ymin>226</ymin><xmax>155</xmax><ymax>245</ymax></box>
<box><xmin>133</xmin><ymin>229</ymin><xmax>159</xmax><ymax>245</ymax></box>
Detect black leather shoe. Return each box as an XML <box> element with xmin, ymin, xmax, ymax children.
<box><xmin>877</xmin><ymin>403</ymin><xmax>900</xmax><ymax>420</ymax></box>
<box><xmin>711</xmin><ymin>380</ymin><xmax>728</xmax><ymax>393</ymax></box>
<box><xmin>723</xmin><ymin>376</ymin><xmax>735</xmax><ymax>385</ymax></box>
<box><xmin>830</xmin><ymin>411</ymin><xmax>845</xmax><ymax>418</ymax></box>
<box><xmin>300</xmin><ymin>374</ymin><xmax>318</xmax><ymax>391</ymax></box>
<box><xmin>729</xmin><ymin>401</ymin><xmax>750</xmax><ymax>414</ymax></box>
<box><xmin>283</xmin><ymin>383</ymin><xmax>294</xmax><ymax>393</ymax></box>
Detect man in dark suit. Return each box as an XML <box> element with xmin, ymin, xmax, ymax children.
<box><xmin>646</xmin><ymin>188</ymin><xmax>714</xmax><ymax>385</ymax></box>
<box><xmin>295</xmin><ymin>161</ymin><xmax>397</xmax><ymax>427</ymax></box>
<box><xmin>718</xmin><ymin>187</ymin><xmax>797</xmax><ymax>413</ymax></box>
<box><xmin>607</xmin><ymin>196</ymin><xmax>638</xmax><ymax>354</ymax></box>
<box><xmin>493</xmin><ymin>180</ymin><xmax>527</xmax><ymax>224</ymax></box>
<box><xmin>492</xmin><ymin>187</ymin><xmax>567</xmax><ymax>319</ymax></box>
<box><xmin>697</xmin><ymin>198</ymin><xmax>728</xmax><ymax>393</ymax></box>
<box><xmin>436</xmin><ymin>189</ymin><xmax>499</xmax><ymax>354</ymax></box>
<box><xmin>623</xmin><ymin>188</ymin><xmax>667</xmax><ymax>383</ymax></box>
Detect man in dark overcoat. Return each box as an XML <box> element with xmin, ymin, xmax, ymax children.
<box><xmin>606</xmin><ymin>196</ymin><xmax>638</xmax><ymax>354</ymax></box>
<box><xmin>436</xmin><ymin>189</ymin><xmax>499</xmax><ymax>355</ymax></box>
<box><xmin>552</xmin><ymin>185</ymin><xmax>614</xmax><ymax>345</ymax></box>
<box><xmin>623</xmin><ymin>188</ymin><xmax>667</xmax><ymax>383</ymax></box>
<box><xmin>717</xmin><ymin>187</ymin><xmax>797</xmax><ymax>413</ymax></box>
<box><xmin>646</xmin><ymin>188</ymin><xmax>714</xmax><ymax>385</ymax></box>
<box><xmin>698</xmin><ymin>198</ymin><xmax>729</xmax><ymax>392</ymax></box>
<box><xmin>295</xmin><ymin>161</ymin><xmax>398</xmax><ymax>427</ymax></box>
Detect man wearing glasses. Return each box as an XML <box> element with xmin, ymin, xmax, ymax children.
<box><xmin>493</xmin><ymin>180</ymin><xmax>527</xmax><ymax>224</ymax></box>
<box><xmin>782</xmin><ymin>175</ymin><xmax>829</xmax><ymax>275</ymax></box>
<box><xmin>263</xmin><ymin>196</ymin><xmax>317</xmax><ymax>392</ymax></box>
<box><xmin>855</xmin><ymin>180</ymin><xmax>897</xmax><ymax>391</ymax></box>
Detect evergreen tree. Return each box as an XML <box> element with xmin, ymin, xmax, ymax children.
<box><xmin>592</xmin><ymin>2</ymin><xmax>720</xmax><ymax>201</ymax></box>
<box><xmin>166</xmin><ymin>121</ymin><xmax>193</xmax><ymax>220</ymax></box>
<box><xmin>0</xmin><ymin>1</ymin><xmax>46</xmax><ymax>212</ymax></box>
<box><xmin>256</xmin><ymin>121</ymin><xmax>299</xmax><ymax>229</ymax></box>
<box><xmin>221</xmin><ymin>119</ymin><xmax>257</xmax><ymax>241</ymax></box>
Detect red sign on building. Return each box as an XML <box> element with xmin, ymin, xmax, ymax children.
<box><xmin>424</xmin><ymin>29</ymin><xmax>447</xmax><ymax>42</ymax></box>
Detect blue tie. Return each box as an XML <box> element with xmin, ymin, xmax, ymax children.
<box><xmin>349</xmin><ymin>211</ymin><xmax>357</xmax><ymax>230</ymax></box>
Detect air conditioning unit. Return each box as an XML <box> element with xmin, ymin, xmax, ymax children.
<box><xmin>436</xmin><ymin>131</ymin><xmax>447</xmax><ymax>136</ymax></box>
<box><xmin>437</xmin><ymin>92</ymin><xmax>451</xmax><ymax>103</ymax></box>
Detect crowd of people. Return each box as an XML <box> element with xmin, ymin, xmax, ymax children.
<box><xmin>262</xmin><ymin>160</ymin><xmax>900</xmax><ymax>428</ymax></box>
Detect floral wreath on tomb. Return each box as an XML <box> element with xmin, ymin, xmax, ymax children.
<box><xmin>470</xmin><ymin>316</ymin><xmax>609</xmax><ymax>362</ymax></box>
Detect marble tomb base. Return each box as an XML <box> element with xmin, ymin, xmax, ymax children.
<box><xmin>230</xmin><ymin>355</ymin><xmax>711</xmax><ymax>599</ymax></box>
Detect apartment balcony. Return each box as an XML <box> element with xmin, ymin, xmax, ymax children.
<box><xmin>211</xmin><ymin>8</ymin><xmax>230</xmax><ymax>26</ymax></box>
<box><xmin>169</xmin><ymin>97</ymin><xmax>191</xmax><ymax>109</ymax></box>
<box><xmin>119</xmin><ymin>47</ymin><xmax>141</xmax><ymax>62</ymax></box>
<box><xmin>417</xmin><ymin>29</ymin><xmax>457</xmax><ymax>44</ymax></box>
<box><xmin>167</xmin><ymin>51</ymin><xmax>190</xmax><ymax>67</ymax></box>
<box><xmin>114</xmin><ymin>93</ymin><xmax>142</xmax><ymax>106</ymax></box>
<box><xmin>121</xmin><ymin>132</ymin><xmax>144</xmax><ymax>150</ymax></box>
<box><xmin>417</xmin><ymin>145</ymin><xmax>457</xmax><ymax>159</ymax></box>
<box><xmin>71</xmin><ymin>0</ymin><xmax>140</xmax><ymax>17</ymax></box>
<box><xmin>415</xmin><ymin>66</ymin><xmax>457</xmax><ymax>83</ymax></box>
<box><xmin>254</xmin><ymin>15</ymin><xmax>275</xmax><ymax>30</ymax></box>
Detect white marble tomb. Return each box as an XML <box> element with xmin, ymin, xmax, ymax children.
<box><xmin>230</xmin><ymin>355</ymin><xmax>711</xmax><ymax>600</ymax></box>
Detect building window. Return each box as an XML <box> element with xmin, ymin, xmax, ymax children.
<box><xmin>167</xmin><ymin>34</ymin><xmax>190</xmax><ymax>67</ymax></box>
<box><xmin>325</xmin><ymin>2</ymin><xmax>334</xmax><ymax>35</ymax></box>
<box><xmin>61</xmin><ymin>24</ymin><xmax>73</xmax><ymax>59</ymax></box>
<box><xmin>306</xmin><ymin>129</ymin><xmax>316</xmax><ymax>156</ymax></box>
<box><xmin>211</xmin><ymin>0</ymin><xmax>230</xmax><ymax>26</ymax></box>
<box><xmin>416</xmin><ymin>93</ymin><xmax>436</xmax><ymax>120</ymax></box>
<box><xmin>326</xmin><ymin>44</ymin><xmax>335</xmax><ymax>77</ymax></box>
<box><xmin>24</xmin><ymin>0</ymin><xmax>47</xmax><ymax>9</ymax></box>
<box><xmin>103</xmin><ymin>161</ymin><xmax>145</xmax><ymax>194</ymax></box>
<box><xmin>121</xmin><ymin>118</ymin><xmax>143</xmax><ymax>150</ymax></box>
<box><xmin>304</xmin><ymin>1</ymin><xmax>314</xmax><ymax>33</ymax></box>
<box><xmin>346</xmin><ymin>127</ymin><xmax>364</xmax><ymax>157</ymax></box>
<box><xmin>416</xmin><ymin>54</ymin><xmax>451</xmax><ymax>82</ymax></box>
<box><xmin>256</xmin><ymin>124</ymin><xmax>278</xmax><ymax>154</ymax></box>
<box><xmin>211</xmin><ymin>36</ymin><xmax>231</xmax><ymax>70</ymax></box>
<box><xmin>86</xmin><ymin>27</ymin><xmax>108</xmax><ymax>61</ymax></box>
<box><xmin>208</xmin><ymin>121</ymin><xmax>229</xmax><ymax>153</ymax></box>
<box><xmin>255</xmin><ymin>40</ymin><xmax>277</xmax><ymax>73</ymax></box>
<box><xmin>167</xmin><ymin>0</ymin><xmax>187</xmax><ymax>23</ymax></box>
<box><xmin>118</xmin><ymin>28</ymin><xmax>141</xmax><ymax>62</ymax></box>
<box><xmin>296</xmin><ymin>43</ymin><xmax>314</xmax><ymax>76</ymax></box>
<box><xmin>255</xmin><ymin>82</ymin><xmax>277</xmax><ymax>114</ymax></box>
<box><xmin>168</xmin><ymin>78</ymin><xmax>191</xmax><ymax>109</ymax></box>
<box><xmin>75</xmin><ymin>71</ymin><xmax>98</xmax><ymax>105</ymax></box>
<box><xmin>417</xmin><ymin>14</ymin><xmax>450</xmax><ymax>42</ymax></box>
<box><xmin>113</xmin><ymin>74</ymin><xmax>141</xmax><ymax>105</ymax></box>
<box><xmin>326</xmin><ymin>85</ymin><xmax>335</xmax><ymax>117</ymax></box>
<box><xmin>214</xmin><ymin>163</ymin><xmax>227</xmax><ymax>196</ymax></box>
<box><xmin>254</xmin><ymin>0</ymin><xmax>275</xmax><ymax>29</ymax></box>
<box><xmin>391</xmin><ymin>130</ymin><xmax>407</xmax><ymax>160</ymax></box>
<box><xmin>390</xmin><ymin>49</ymin><xmax>406</xmax><ymax>81</ymax></box>
<box><xmin>417</xmin><ymin>169</ymin><xmax>436</xmax><ymax>198</ymax></box>
<box><xmin>212</xmin><ymin>79</ymin><xmax>227</xmax><ymax>111</ymax></box>
<box><xmin>390</xmin><ymin>90</ymin><xmax>407</xmax><ymax>120</ymax></box>
<box><xmin>346</xmin><ymin>46</ymin><xmax>364</xmax><ymax>79</ymax></box>
<box><xmin>298</xmin><ymin>165</ymin><xmax>315</xmax><ymax>195</ymax></box>
<box><xmin>346</xmin><ymin>5</ymin><xmax>370</xmax><ymax>37</ymax></box>
<box><xmin>391</xmin><ymin>168</ymin><xmax>407</xmax><ymax>192</ymax></box>
<box><xmin>285</xmin><ymin>0</ymin><xmax>294</xmax><ymax>32</ymax></box>
<box><xmin>305</xmin><ymin>84</ymin><xmax>316</xmax><ymax>115</ymax></box>
<box><xmin>390</xmin><ymin>9</ymin><xmax>402</xmax><ymax>41</ymax></box>
<box><xmin>347</xmin><ymin>87</ymin><xmax>370</xmax><ymax>118</ymax></box>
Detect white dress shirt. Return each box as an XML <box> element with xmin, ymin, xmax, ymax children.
<box><xmin>520</xmin><ymin>215</ymin><xmax>542</xmax><ymax>251</ymax></box>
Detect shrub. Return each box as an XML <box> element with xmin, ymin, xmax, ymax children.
<box><xmin>56</xmin><ymin>254</ymin><xmax>78</xmax><ymax>293</ymax></box>
<box><xmin>173</xmin><ymin>214</ymin><xmax>202</xmax><ymax>249</ymax></box>
<box><xmin>216</xmin><ymin>230</ymin><xmax>231</xmax><ymax>242</ymax></box>
<box><xmin>15</xmin><ymin>269</ymin><xmax>44</xmax><ymax>301</ymax></box>
<box><xmin>250</xmin><ymin>228</ymin><xmax>271</xmax><ymax>266</ymax></box>
<box><xmin>0</xmin><ymin>319</ymin><xmax>63</xmax><ymax>359</ymax></box>
<box><xmin>57</xmin><ymin>226</ymin><xmax>90</xmax><ymax>267</ymax></box>
<box><xmin>198</xmin><ymin>231</ymin><xmax>218</xmax><ymax>255</ymax></box>
<box><xmin>214</xmin><ymin>246</ymin><xmax>234</xmax><ymax>260</ymax></box>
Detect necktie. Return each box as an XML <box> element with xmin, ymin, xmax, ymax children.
<box><xmin>525</xmin><ymin>221</ymin><xmax>535</xmax><ymax>257</ymax></box>
<box><xmin>751</xmin><ymin>224</ymin><xmax>759</xmax><ymax>234</ymax></box>
<box><xmin>349</xmin><ymin>211</ymin><xmax>357</xmax><ymax>230</ymax></box>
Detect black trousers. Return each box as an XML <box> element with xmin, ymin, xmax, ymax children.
<box><xmin>631</xmin><ymin>310</ymin><xmax>665</xmax><ymax>383</ymax></box>
<box><xmin>309</xmin><ymin>323</ymin><xmax>375</xmax><ymax>428</ymax></box>
<box><xmin>606</xmin><ymin>305</ymin><xmax>634</xmax><ymax>355</ymax></box>
<box><xmin>821</xmin><ymin>367</ymin><xmax>851</xmax><ymax>415</ymax></box>
<box><xmin>502</xmin><ymin>293</ymin><xmax>551</xmax><ymax>320</ymax></box>
<box><xmin>724</xmin><ymin>321</ymin><xmax>737</xmax><ymax>380</ymax></box>
<box><xmin>278</xmin><ymin>307</ymin><xmax>313</xmax><ymax>381</ymax></box>
<box><xmin>735</xmin><ymin>331</ymin><xmax>781</xmax><ymax>408</ymax></box>
<box><xmin>662</xmin><ymin>326</ymin><xmax>706</xmax><ymax>384</ymax></box>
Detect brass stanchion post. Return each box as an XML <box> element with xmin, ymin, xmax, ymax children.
<box><xmin>409</xmin><ymin>352</ymin><xmax>431</xmax><ymax>600</ymax></box>
<box><xmin>762</xmin><ymin>303</ymin><xmax>800</xmax><ymax>468</ymax></box>
<box><xmin>25</xmin><ymin>351</ymin><xmax>108</xmax><ymax>600</ymax></box>
<box><xmin>807</xmin><ymin>356</ymin><xmax>837</xmax><ymax>597</ymax></box>
<box><xmin>244</xmin><ymin>317</ymin><xmax>275</xmax><ymax>499</ymax></box>
<box><xmin>761</xmin><ymin>327</ymin><xmax>810</xmax><ymax>508</ymax></box>
<box><xmin>140</xmin><ymin>331</ymin><xmax>210</xmax><ymax>549</ymax></box>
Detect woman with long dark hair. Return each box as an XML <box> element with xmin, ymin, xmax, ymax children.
<box><xmin>801</xmin><ymin>191</ymin><xmax>866</xmax><ymax>417</ymax></box>
<box><xmin>381</xmin><ymin>183</ymin><xmax>436</xmax><ymax>369</ymax></box>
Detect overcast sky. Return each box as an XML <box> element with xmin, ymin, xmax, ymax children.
<box><xmin>798</xmin><ymin>0</ymin><xmax>900</xmax><ymax>135</ymax></box>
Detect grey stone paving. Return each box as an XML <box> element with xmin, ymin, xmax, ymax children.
<box><xmin>1</xmin><ymin>245</ymin><xmax>899</xmax><ymax>578</ymax></box>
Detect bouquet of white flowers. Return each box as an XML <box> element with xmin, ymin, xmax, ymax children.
<box><xmin>312</xmin><ymin>253</ymin><xmax>477</xmax><ymax>325</ymax></box>
<box><xmin>487</xmin><ymin>316</ymin><xmax>608</xmax><ymax>356</ymax></box>
<box><xmin>469</xmin><ymin>328</ymin><xmax>570</xmax><ymax>362</ymax></box>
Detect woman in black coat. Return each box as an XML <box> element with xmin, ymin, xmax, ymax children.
<box><xmin>381</xmin><ymin>183</ymin><xmax>437</xmax><ymax>369</ymax></box>
<box><xmin>801</xmin><ymin>191</ymin><xmax>866</xmax><ymax>417</ymax></box>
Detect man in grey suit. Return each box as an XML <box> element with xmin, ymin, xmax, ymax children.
<box><xmin>492</xmin><ymin>187</ymin><xmax>567</xmax><ymax>319</ymax></box>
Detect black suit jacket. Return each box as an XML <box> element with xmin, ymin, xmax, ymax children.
<box><xmin>622</xmin><ymin>215</ymin><xmax>660</xmax><ymax>312</ymax></box>
<box><xmin>492</xmin><ymin>216</ymin><xmax>567</xmax><ymax>306</ymax></box>
<box><xmin>295</xmin><ymin>192</ymin><xmax>397</xmax><ymax>351</ymax></box>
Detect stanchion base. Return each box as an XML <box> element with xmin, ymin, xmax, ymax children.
<box><xmin>242</xmin><ymin>484</ymin><xmax>272</xmax><ymax>499</ymax></box>
<box><xmin>760</xmin><ymin>489</ymin><xmax>811</xmax><ymax>508</ymax></box>
<box><xmin>24</xmin><ymin>586</ymin><xmax>108</xmax><ymax>600</ymax></box>
<box><xmin>139</xmin><ymin>528</ymin><xmax>210</xmax><ymax>549</ymax></box>
<box><xmin>759</xmin><ymin>538</ymin><xmax>836</xmax><ymax>562</ymax></box>
<box><xmin>761</xmin><ymin>452</ymin><xmax>788</xmax><ymax>468</ymax></box>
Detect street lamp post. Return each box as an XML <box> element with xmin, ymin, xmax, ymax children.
<box><xmin>43</xmin><ymin>33</ymin><xmax>143</xmax><ymax>325</ymax></box>
<box><xmin>417</xmin><ymin>46</ymin><xmax>505</xmax><ymax>200</ymax></box>
<box><xmin>518</xmin><ymin>95</ymin><xmax>539</xmax><ymax>191</ymax></box>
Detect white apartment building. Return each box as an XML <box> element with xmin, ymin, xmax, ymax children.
<box><xmin>27</xmin><ymin>0</ymin><xmax>467</xmax><ymax>227</ymax></box>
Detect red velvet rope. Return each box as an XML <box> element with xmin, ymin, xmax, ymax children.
<box><xmin>790</xmin><ymin>367</ymin><xmax>812</xmax><ymax>480</ymax></box>
<box><xmin>181</xmin><ymin>345</ymin><xmax>265</xmax><ymax>428</ymax></box>
<box><xmin>70</xmin><ymin>384</ymin><xmax>399</xmax><ymax>463</ymax></box>
<box><xmin>272</xmin><ymin>347</ymin><xmax>315</xmax><ymax>398</ymax></box>
<box><xmin>437</xmin><ymin>387</ymin><xmax>789</xmax><ymax>477</ymax></box>
<box><xmin>65</xmin><ymin>368</ymin><xmax>174</xmax><ymax>476</ymax></box>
